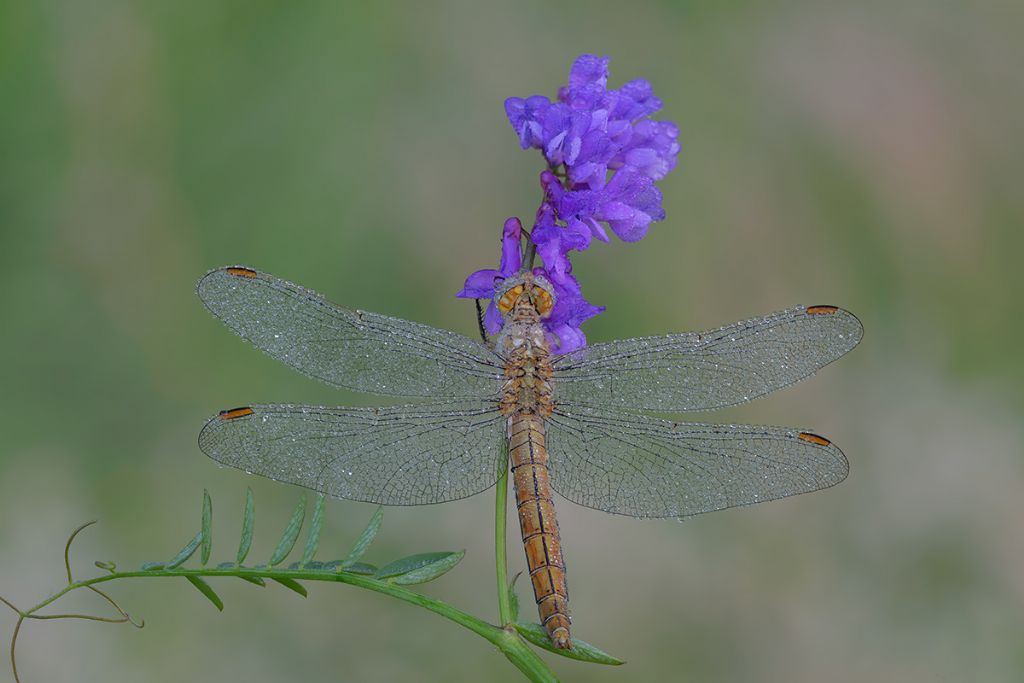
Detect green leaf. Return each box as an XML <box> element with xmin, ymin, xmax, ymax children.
<box><xmin>508</xmin><ymin>572</ymin><xmax>521</xmax><ymax>622</ymax></box>
<box><xmin>186</xmin><ymin>575</ymin><xmax>224</xmax><ymax>611</ymax></box>
<box><xmin>237</xmin><ymin>575</ymin><xmax>266</xmax><ymax>587</ymax></box>
<box><xmin>375</xmin><ymin>552</ymin><xmax>459</xmax><ymax>580</ymax></box>
<box><xmin>167</xmin><ymin>532</ymin><xmax>202</xmax><ymax>569</ymax></box>
<box><xmin>272</xmin><ymin>577</ymin><xmax>307</xmax><ymax>597</ymax></box>
<box><xmin>140</xmin><ymin>561</ymin><xmax>166</xmax><ymax>571</ymax></box>
<box><xmin>343</xmin><ymin>506</ymin><xmax>382</xmax><ymax>566</ymax></box>
<box><xmin>269</xmin><ymin>495</ymin><xmax>306</xmax><ymax>567</ymax></box>
<box><xmin>391</xmin><ymin>551</ymin><xmax>465</xmax><ymax>585</ymax></box>
<box><xmin>340</xmin><ymin>562</ymin><xmax>378</xmax><ymax>575</ymax></box>
<box><xmin>201</xmin><ymin>489</ymin><xmax>213</xmax><ymax>566</ymax></box>
<box><xmin>513</xmin><ymin>623</ymin><xmax>625</xmax><ymax>666</ymax></box>
<box><xmin>236</xmin><ymin>488</ymin><xmax>255</xmax><ymax>566</ymax></box>
<box><xmin>301</xmin><ymin>494</ymin><xmax>326</xmax><ymax>568</ymax></box>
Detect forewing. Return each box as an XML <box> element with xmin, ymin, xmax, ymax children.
<box><xmin>546</xmin><ymin>405</ymin><xmax>848</xmax><ymax>519</ymax></box>
<box><xmin>552</xmin><ymin>305</ymin><xmax>862</xmax><ymax>412</ymax></box>
<box><xmin>197</xmin><ymin>266</ymin><xmax>504</xmax><ymax>399</ymax></box>
<box><xmin>199</xmin><ymin>402</ymin><xmax>506</xmax><ymax>505</ymax></box>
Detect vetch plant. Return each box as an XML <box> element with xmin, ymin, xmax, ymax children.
<box><xmin>3</xmin><ymin>54</ymin><xmax>861</xmax><ymax>683</ymax></box>
<box><xmin>1</xmin><ymin>490</ymin><xmax>621</xmax><ymax>683</ymax></box>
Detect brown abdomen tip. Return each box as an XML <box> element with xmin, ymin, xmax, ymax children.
<box><xmin>551</xmin><ymin>628</ymin><xmax>571</xmax><ymax>649</ymax></box>
<box><xmin>806</xmin><ymin>305</ymin><xmax>839</xmax><ymax>315</ymax></box>
<box><xmin>798</xmin><ymin>431</ymin><xmax>831</xmax><ymax>446</ymax></box>
<box><xmin>225</xmin><ymin>267</ymin><xmax>258</xmax><ymax>278</ymax></box>
<box><xmin>219</xmin><ymin>407</ymin><xmax>255</xmax><ymax>420</ymax></box>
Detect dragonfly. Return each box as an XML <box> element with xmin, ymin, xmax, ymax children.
<box><xmin>196</xmin><ymin>265</ymin><xmax>862</xmax><ymax>649</ymax></box>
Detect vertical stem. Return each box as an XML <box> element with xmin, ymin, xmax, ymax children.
<box><xmin>522</xmin><ymin>240</ymin><xmax>537</xmax><ymax>272</ymax></box>
<box><xmin>495</xmin><ymin>439</ymin><xmax>513</xmax><ymax>627</ymax></box>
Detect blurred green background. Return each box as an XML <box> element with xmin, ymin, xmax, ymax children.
<box><xmin>2</xmin><ymin>1</ymin><xmax>1022</xmax><ymax>681</ymax></box>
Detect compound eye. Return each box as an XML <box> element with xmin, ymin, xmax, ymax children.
<box><xmin>533</xmin><ymin>288</ymin><xmax>554</xmax><ymax>316</ymax></box>
<box><xmin>497</xmin><ymin>284</ymin><xmax>525</xmax><ymax>314</ymax></box>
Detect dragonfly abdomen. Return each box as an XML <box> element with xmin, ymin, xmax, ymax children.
<box><xmin>509</xmin><ymin>413</ymin><xmax>571</xmax><ymax>649</ymax></box>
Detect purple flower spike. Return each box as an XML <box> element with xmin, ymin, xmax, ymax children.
<box><xmin>467</xmin><ymin>54</ymin><xmax>680</xmax><ymax>351</ymax></box>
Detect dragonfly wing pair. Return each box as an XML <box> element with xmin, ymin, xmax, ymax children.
<box><xmin>546</xmin><ymin>304</ymin><xmax>861</xmax><ymax>517</ymax></box>
<box><xmin>199</xmin><ymin>402</ymin><xmax>507</xmax><ymax>505</ymax></box>
<box><xmin>197</xmin><ymin>266</ymin><xmax>862</xmax><ymax>518</ymax></box>
<box><xmin>552</xmin><ymin>305</ymin><xmax>863</xmax><ymax>412</ymax></box>
<box><xmin>196</xmin><ymin>266</ymin><xmax>504</xmax><ymax>399</ymax></box>
<box><xmin>546</xmin><ymin>407</ymin><xmax>848</xmax><ymax>518</ymax></box>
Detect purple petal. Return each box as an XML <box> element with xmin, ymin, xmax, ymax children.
<box><xmin>611</xmin><ymin>79</ymin><xmax>662</xmax><ymax>121</ymax></box>
<box><xmin>568</xmin><ymin>55</ymin><xmax>609</xmax><ymax>90</ymax></box>
<box><xmin>596</xmin><ymin>200</ymin><xmax>633</xmax><ymax>221</ymax></box>
<box><xmin>531</xmin><ymin>203</ymin><xmax>591</xmax><ymax>279</ymax></box>
<box><xmin>542</xmin><ymin>269</ymin><xmax>604</xmax><ymax>327</ymax></box>
<box><xmin>456</xmin><ymin>268</ymin><xmax>503</xmax><ymax>299</ymax></box>
<box><xmin>567</xmin><ymin>161</ymin><xmax>604</xmax><ymax>189</ymax></box>
<box><xmin>456</xmin><ymin>218</ymin><xmax>523</xmax><ymax>299</ymax></box>
<box><xmin>498</xmin><ymin>217</ymin><xmax>523</xmax><ymax>276</ymax></box>
<box><xmin>593</xmin><ymin>168</ymin><xmax>665</xmax><ymax>241</ymax></box>
<box><xmin>555</xmin><ymin>187</ymin><xmax>597</xmax><ymax>221</ymax></box>
<box><xmin>544</xmin><ymin>130</ymin><xmax>568</xmax><ymax>165</ymax></box>
<box><xmin>483</xmin><ymin>302</ymin><xmax>504</xmax><ymax>335</ymax></box>
<box><xmin>579</xmin><ymin>216</ymin><xmax>609</xmax><ymax>242</ymax></box>
<box><xmin>531</xmin><ymin>207</ymin><xmax>566</xmax><ymax>277</ymax></box>
<box><xmin>505</xmin><ymin>96</ymin><xmax>552</xmax><ymax>149</ymax></box>
<box><xmin>563</xmin><ymin>216</ymin><xmax>593</xmax><ymax>251</ymax></box>
<box><xmin>540</xmin><ymin>170</ymin><xmax>565</xmax><ymax>201</ymax></box>
<box><xmin>546</xmin><ymin>323</ymin><xmax>588</xmax><ymax>354</ymax></box>
<box><xmin>559</xmin><ymin>55</ymin><xmax>612</xmax><ymax>111</ymax></box>
<box><xmin>536</xmin><ymin>237</ymin><xmax>570</xmax><ymax>279</ymax></box>
<box><xmin>612</xmin><ymin>119</ymin><xmax>680</xmax><ymax>180</ymax></box>
<box><xmin>607</xmin><ymin>211</ymin><xmax>652</xmax><ymax>242</ymax></box>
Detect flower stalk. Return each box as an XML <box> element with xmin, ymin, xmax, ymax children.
<box><xmin>495</xmin><ymin>442</ymin><xmax>514</xmax><ymax>627</ymax></box>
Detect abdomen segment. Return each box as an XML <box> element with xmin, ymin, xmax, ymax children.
<box><xmin>509</xmin><ymin>414</ymin><xmax>571</xmax><ymax>649</ymax></box>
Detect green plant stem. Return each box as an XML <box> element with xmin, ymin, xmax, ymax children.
<box><xmin>17</xmin><ymin>564</ymin><xmax>557</xmax><ymax>682</ymax></box>
<box><xmin>494</xmin><ymin>456</ymin><xmax>556</xmax><ymax>680</ymax></box>
<box><xmin>495</xmin><ymin>444</ymin><xmax>514</xmax><ymax>627</ymax></box>
<box><xmin>522</xmin><ymin>240</ymin><xmax>537</xmax><ymax>272</ymax></box>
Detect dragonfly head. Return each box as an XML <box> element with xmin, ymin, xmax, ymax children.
<box><xmin>494</xmin><ymin>272</ymin><xmax>557</xmax><ymax>320</ymax></box>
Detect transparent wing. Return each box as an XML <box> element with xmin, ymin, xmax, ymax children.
<box><xmin>197</xmin><ymin>266</ymin><xmax>504</xmax><ymax>399</ymax></box>
<box><xmin>199</xmin><ymin>402</ymin><xmax>506</xmax><ymax>505</ymax></box>
<box><xmin>552</xmin><ymin>305</ymin><xmax>862</xmax><ymax>412</ymax></box>
<box><xmin>546</xmin><ymin>405</ymin><xmax>848</xmax><ymax>519</ymax></box>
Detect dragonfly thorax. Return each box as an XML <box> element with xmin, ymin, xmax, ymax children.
<box><xmin>497</xmin><ymin>310</ymin><xmax>554</xmax><ymax>418</ymax></box>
